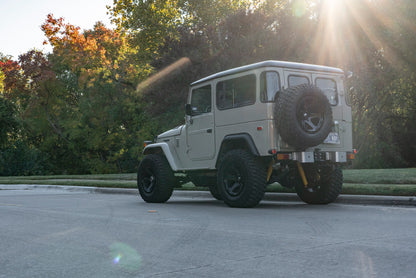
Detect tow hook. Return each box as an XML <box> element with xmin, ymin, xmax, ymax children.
<box><xmin>297</xmin><ymin>162</ymin><xmax>308</xmax><ymax>187</ymax></box>
<box><xmin>267</xmin><ymin>161</ymin><xmax>273</xmax><ymax>182</ymax></box>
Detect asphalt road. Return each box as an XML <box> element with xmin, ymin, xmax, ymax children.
<box><xmin>1</xmin><ymin>188</ymin><xmax>415</xmax><ymax>278</ymax></box>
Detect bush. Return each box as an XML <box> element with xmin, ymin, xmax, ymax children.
<box><xmin>0</xmin><ymin>140</ymin><xmax>49</xmax><ymax>176</ymax></box>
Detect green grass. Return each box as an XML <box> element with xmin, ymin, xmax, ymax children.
<box><xmin>1</xmin><ymin>168</ymin><xmax>415</xmax><ymax>196</ymax></box>
<box><xmin>343</xmin><ymin>168</ymin><xmax>416</xmax><ymax>184</ymax></box>
<box><xmin>341</xmin><ymin>183</ymin><xmax>416</xmax><ymax>196</ymax></box>
<box><xmin>0</xmin><ymin>178</ymin><xmax>136</xmax><ymax>188</ymax></box>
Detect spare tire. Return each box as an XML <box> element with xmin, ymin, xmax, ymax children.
<box><xmin>275</xmin><ymin>84</ymin><xmax>333</xmax><ymax>149</ymax></box>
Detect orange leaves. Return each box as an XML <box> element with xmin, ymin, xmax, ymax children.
<box><xmin>41</xmin><ymin>14</ymin><xmax>126</xmax><ymax>75</ymax></box>
<box><xmin>40</xmin><ymin>14</ymin><xmax>142</xmax><ymax>94</ymax></box>
<box><xmin>41</xmin><ymin>14</ymin><xmax>66</xmax><ymax>47</ymax></box>
<box><xmin>0</xmin><ymin>60</ymin><xmax>22</xmax><ymax>93</ymax></box>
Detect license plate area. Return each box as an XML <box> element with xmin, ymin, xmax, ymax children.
<box><xmin>324</xmin><ymin>132</ymin><xmax>340</xmax><ymax>144</ymax></box>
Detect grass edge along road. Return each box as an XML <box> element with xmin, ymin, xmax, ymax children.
<box><xmin>0</xmin><ymin>168</ymin><xmax>415</xmax><ymax>197</ymax></box>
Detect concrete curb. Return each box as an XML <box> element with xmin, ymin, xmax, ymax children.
<box><xmin>1</xmin><ymin>184</ymin><xmax>415</xmax><ymax>206</ymax></box>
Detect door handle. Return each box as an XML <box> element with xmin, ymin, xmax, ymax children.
<box><xmin>207</xmin><ymin>128</ymin><xmax>212</xmax><ymax>133</ymax></box>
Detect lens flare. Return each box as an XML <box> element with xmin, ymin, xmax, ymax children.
<box><xmin>136</xmin><ymin>57</ymin><xmax>191</xmax><ymax>92</ymax></box>
<box><xmin>113</xmin><ymin>254</ymin><xmax>122</xmax><ymax>264</ymax></box>
<box><xmin>110</xmin><ymin>242</ymin><xmax>142</xmax><ymax>272</ymax></box>
<box><xmin>292</xmin><ymin>0</ymin><xmax>307</xmax><ymax>18</ymax></box>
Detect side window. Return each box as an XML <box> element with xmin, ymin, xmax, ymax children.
<box><xmin>288</xmin><ymin>75</ymin><xmax>310</xmax><ymax>87</ymax></box>
<box><xmin>216</xmin><ymin>74</ymin><xmax>256</xmax><ymax>110</ymax></box>
<box><xmin>260</xmin><ymin>71</ymin><xmax>281</xmax><ymax>102</ymax></box>
<box><xmin>315</xmin><ymin>78</ymin><xmax>338</xmax><ymax>105</ymax></box>
<box><xmin>345</xmin><ymin>87</ymin><xmax>352</xmax><ymax>106</ymax></box>
<box><xmin>190</xmin><ymin>85</ymin><xmax>212</xmax><ymax>115</ymax></box>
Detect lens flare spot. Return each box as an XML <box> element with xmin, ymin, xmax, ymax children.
<box><xmin>113</xmin><ymin>254</ymin><xmax>122</xmax><ymax>264</ymax></box>
<box><xmin>292</xmin><ymin>0</ymin><xmax>308</xmax><ymax>17</ymax></box>
<box><xmin>110</xmin><ymin>242</ymin><xmax>142</xmax><ymax>272</ymax></box>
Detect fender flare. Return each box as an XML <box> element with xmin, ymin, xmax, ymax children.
<box><xmin>143</xmin><ymin>143</ymin><xmax>179</xmax><ymax>171</ymax></box>
<box><xmin>216</xmin><ymin>133</ymin><xmax>260</xmax><ymax>167</ymax></box>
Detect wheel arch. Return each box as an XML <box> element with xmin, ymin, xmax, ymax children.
<box><xmin>143</xmin><ymin>143</ymin><xmax>179</xmax><ymax>171</ymax></box>
<box><xmin>216</xmin><ymin>133</ymin><xmax>260</xmax><ymax>168</ymax></box>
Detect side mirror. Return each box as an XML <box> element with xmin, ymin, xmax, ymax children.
<box><xmin>185</xmin><ymin>104</ymin><xmax>192</xmax><ymax>116</ymax></box>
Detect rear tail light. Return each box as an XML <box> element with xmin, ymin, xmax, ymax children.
<box><xmin>277</xmin><ymin>153</ymin><xmax>291</xmax><ymax>160</ymax></box>
<box><xmin>347</xmin><ymin>153</ymin><xmax>355</xmax><ymax>160</ymax></box>
<box><xmin>347</xmin><ymin>149</ymin><xmax>357</xmax><ymax>160</ymax></box>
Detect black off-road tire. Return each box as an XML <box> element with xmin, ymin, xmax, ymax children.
<box><xmin>275</xmin><ymin>84</ymin><xmax>333</xmax><ymax>149</ymax></box>
<box><xmin>217</xmin><ymin>149</ymin><xmax>267</xmax><ymax>208</ymax></box>
<box><xmin>137</xmin><ymin>154</ymin><xmax>174</xmax><ymax>203</ymax></box>
<box><xmin>208</xmin><ymin>184</ymin><xmax>222</xmax><ymax>201</ymax></box>
<box><xmin>295</xmin><ymin>163</ymin><xmax>343</xmax><ymax>204</ymax></box>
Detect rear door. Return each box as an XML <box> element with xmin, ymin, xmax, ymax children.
<box><xmin>312</xmin><ymin>74</ymin><xmax>343</xmax><ymax>146</ymax></box>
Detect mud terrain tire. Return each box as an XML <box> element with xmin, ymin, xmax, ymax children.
<box><xmin>275</xmin><ymin>84</ymin><xmax>333</xmax><ymax>149</ymax></box>
<box><xmin>295</xmin><ymin>163</ymin><xmax>343</xmax><ymax>204</ymax></box>
<box><xmin>217</xmin><ymin>149</ymin><xmax>266</xmax><ymax>208</ymax></box>
<box><xmin>137</xmin><ymin>154</ymin><xmax>174</xmax><ymax>203</ymax></box>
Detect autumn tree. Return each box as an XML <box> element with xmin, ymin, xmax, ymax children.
<box><xmin>2</xmin><ymin>0</ymin><xmax>415</xmax><ymax>174</ymax></box>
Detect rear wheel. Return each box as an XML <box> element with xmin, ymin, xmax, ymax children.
<box><xmin>217</xmin><ymin>149</ymin><xmax>266</xmax><ymax>208</ymax></box>
<box><xmin>137</xmin><ymin>154</ymin><xmax>174</xmax><ymax>203</ymax></box>
<box><xmin>295</xmin><ymin>163</ymin><xmax>343</xmax><ymax>204</ymax></box>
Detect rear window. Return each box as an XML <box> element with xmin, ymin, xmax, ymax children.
<box><xmin>288</xmin><ymin>75</ymin><xmax>310</xmax><ymax>87</ymax></box>
<box><xmin>315</xmin><ymin>78</ymin><xmax>338</xmax><ymax>105</ymax></box>
<box><xmin>216</xmin><ymin>74</ymin><xmax>256</xmax><ymax>110</ymax></box>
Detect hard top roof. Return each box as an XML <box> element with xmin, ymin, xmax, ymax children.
<box><xmin>191</xmin><ymin>60</ymin><xmax>344</xmax><ymax>86</ymax></box>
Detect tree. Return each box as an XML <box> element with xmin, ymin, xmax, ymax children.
<box><xmin>108</xmin><ymin>0</ymin><xmax>416</xmax><ymax>168</ymax></box>
<box><xmin>0</xmin><ymin>96</ymin><xmax>19</xmax><ymax>148</ymax></box>
<box><xmin>39</xmin><ymin>14</ymin><xmax>151</xmax><ymax>173</ymax></box>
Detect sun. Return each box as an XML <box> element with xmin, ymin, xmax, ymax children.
<box><xmin>325</xmin><ymin>0</ymin><xmax>345</xmax><ymax>10</ymax></box>
<box><xmin>309</xmin><ymin>0</ymin><xmax>357</xmax><ymax>65</ymax></box>
<box><xmin>320</xmin><ymin>0</ymin><xmax>349</xmax><ymax>22</ymax></box>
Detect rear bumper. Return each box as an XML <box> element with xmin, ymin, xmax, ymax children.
<box><xmin>270</xmin><ymin>151</ymin><xmax>355</xmax><ymax>163</ymax></box>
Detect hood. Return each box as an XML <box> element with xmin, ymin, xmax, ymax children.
<box><xmin>157</xmin><ymin>125</ymin><xmax>184</xmax><ymax>140</ymax></box>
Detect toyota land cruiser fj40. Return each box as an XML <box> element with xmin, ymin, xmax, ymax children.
<box><xmin>138</xmin><ymin>60</ymin><xmax>355</xmax><ymax>207</ymax></box>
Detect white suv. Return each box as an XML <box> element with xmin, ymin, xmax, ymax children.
<box><xmin>138</xmin><ymin>61</ymin><xmax>355</xmax><ymax>207</ymax></box>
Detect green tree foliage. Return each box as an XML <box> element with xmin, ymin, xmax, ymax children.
<box><xmin>0</xmin><ymin>96</ymin><xmax>19</xmax><ymax>148</ymax></box>
<box><xmin>326</xmin><ymin>0</ymin><xmax>416</xmax><ymax>167</ymax></box>
<box><xmin>114</xmin><ymin>0</ymin><xmax>416</xmax><ymax>168</ymax></box>
<box><xmin>37</xmin><ymin>15</ymin><xmax>153</xmax><ymax>173</ymax></box>
<box><xmin>0</xmin><ymin>15</ymin><xmax>155</xmax><ymax>175</ymax></box>
<box><xmin>0</xmin><ymin>0</ymin><xmax>415</xmax><ymax>175</ymax></box>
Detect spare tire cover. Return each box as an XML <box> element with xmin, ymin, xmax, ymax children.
<box><xmin>274</xmin><ymin>84</ymin><xmax>333</xmax><ymax>149</ymax></box>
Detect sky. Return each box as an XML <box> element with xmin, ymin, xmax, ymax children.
<box><xmin>0</xmin><ymin>0</ymin><xmax>114</xmax><ymax>59</ymax></box>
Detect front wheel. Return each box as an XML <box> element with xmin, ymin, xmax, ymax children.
<box><xmin>295</xmin><ymin>163</ymin><xmax>343</xmax><ymax>204</ymax></box>
<box><xmin>217</xmin><ymin>149</ymin><xmax>267</xmax><ymax>208</ymax></box>
<box><xmin>137</xmin><ymin>154</ymin><xmax>174</xmax><ymax>203</ymax></box>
